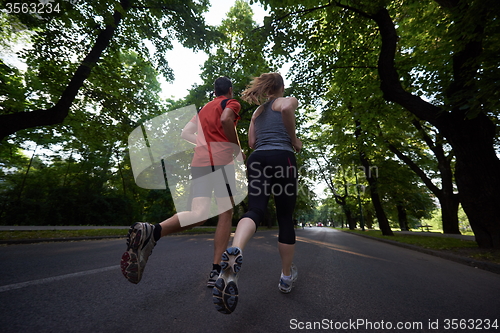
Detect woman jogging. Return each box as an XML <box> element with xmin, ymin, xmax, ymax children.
<box><xmin>212</xmin><ymin>73</ymin><xmax>302</xmax><ymax>314</ymax></box>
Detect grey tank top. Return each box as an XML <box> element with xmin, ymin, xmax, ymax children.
<box><xmin>254</xmin><ymin>99</ymin><xmax>295</xmax><ymax>152</ymax></box>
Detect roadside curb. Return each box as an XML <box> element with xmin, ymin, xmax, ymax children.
<box><xmin>342</xmin><ymin>231</ymin><xmax>500</xmax><ymax>275</ymax></box>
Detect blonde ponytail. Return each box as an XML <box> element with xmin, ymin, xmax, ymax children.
<box><xmin>241</xmin><ymin>73</ymin><xmax>284</xmax><ymax>105</ymax></box>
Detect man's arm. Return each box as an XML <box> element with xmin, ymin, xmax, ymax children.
<box><xmin>221</xmin><ymin>107</ymin><xmax>244</xmax><ymax>157</ymax></box>
<box><xmin>181</xmin><ymin>120</ymin><xmax>197</xmax><ymax>145</ymax></box>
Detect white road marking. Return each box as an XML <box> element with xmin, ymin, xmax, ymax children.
<box><xmin>0</xmin><ymin>265</ymin><xmax>119</xmax><ymax>293</ymax></box>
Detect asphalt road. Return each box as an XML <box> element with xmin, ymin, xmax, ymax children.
<box><xmin>1</xmin><ymin>227</ymin><xmax>499</xmax><ymax>333</ymax></box>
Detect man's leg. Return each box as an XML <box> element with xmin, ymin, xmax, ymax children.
<box><xmin>213</xmin><ymin>207</ymin><xmax>232</xmax><ymax>266</ymax></box>
<box><xmin>207</xmin><ymin>203</ymin><xmax>233</xmax><ymax>287</ymax></box>
<box><xmin>158</xmin><ymin>196</ymin><xmax>211</xmax><ymax>237</ymax></box>
<box><xmin>121</xmin><ymin>197</ymin><xmax>210</xmax><ymax>284</ymax></box>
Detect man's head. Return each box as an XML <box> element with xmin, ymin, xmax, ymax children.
<box><xmin>214</xmin><ymin>76</ymin><xmax>233</xmax><ymax>97</ymax></box>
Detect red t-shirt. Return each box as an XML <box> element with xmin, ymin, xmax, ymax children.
<box><xmin>190</xmin><ymin>96</ymin><xmax>241</xmax><ymax>167</ymax></box>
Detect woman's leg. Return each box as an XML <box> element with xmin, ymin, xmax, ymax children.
<box><xmin>273</xmin><ymin>151</ymin><xmax>298</xmax><ymax>276</ymax></box>
<box><xmin>278</xmin><ymin>243</ymin><xmax>295</xmax><ymax>276</ymax></box>
<box><xmin>231</xmin><ymin>151</ymin><xmax>270</xmax><ymax>250</ymax></box>
<box><xmin>231</xmin><ymin>217</ymin><xmax>256</xmax><ymax>251</ymax></box>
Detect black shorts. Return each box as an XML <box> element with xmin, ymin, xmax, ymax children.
<box><xmin>190</xmin><ymin>165</ymin><xmax>235</xmax><ymax>198</ymax></box>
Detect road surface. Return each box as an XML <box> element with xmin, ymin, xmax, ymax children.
<box><xmin>1</xmin><ymin>227</ymin><xmax>499</xmax><ymax>332</ymax></box>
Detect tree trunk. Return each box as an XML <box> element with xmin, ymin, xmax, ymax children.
<box><xmin>356</xmin><ymin>118</ymin><xmax>393</xmax><ymax>236</ymax></box>
<box><xmin>363</xmin><ymin>206</ymin><xmax>374</xmax><ymax>229</ymax></box>
<box><xmin>440</xmin><ymin>193</ymin><xmax>460</xmax><ymax>234</ymax></box>
<box><xmin>413</xmin><ymin>121</ymin><xmax>462</xmax><ymax>235</ymax></box>
<box><xmin>333</xmin><ymin>193</ymin><xmax>356</xmax><ymax>230</ymax></box>
<box><xmin>366</xmin><ymin>181</ymin><xmax>393</xmax><ymax>236</ymax></box>
<box><xmin>396</xmin><ymin>204</ymin><xmax>408</xmax><ymax>231</ymax></box>
<box><xmin>441</xmin><ymin>116</ymin><xmax>500</xmax><ymax>247</ymax></box>
<box><xmin>359</xmin><ymin>152</ymin><xmax>393</xmax><ymax>236</ymax></box>
<box><xmin>346</xmin><ymin>208</ymin><xmax>356</xmax><ymax>230</ymax></box>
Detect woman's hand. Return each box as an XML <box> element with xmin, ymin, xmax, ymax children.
<box><xmin>293</xmin><ymin>137</ymin><xmax>302</xmax><ymax>153</ymax></box>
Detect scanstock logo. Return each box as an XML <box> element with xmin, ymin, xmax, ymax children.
<box><xmin>128</xmin><ymin>105</ymin><xmax>247</xmax><ymax>227</ymax></box>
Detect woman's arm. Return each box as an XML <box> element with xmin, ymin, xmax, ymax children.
<box><xmin>279</xmin><ymin>97</ymin><xmax>302</xmax><ymax>152</ymax></box>
<box><xmin>248</xmin><ymin>110</ymin><xmax>258</xmax><ymax>150</ymax></box>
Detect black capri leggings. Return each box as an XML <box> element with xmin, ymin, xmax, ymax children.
<box><xmin>242</xmin><ymin>149</ymin><xmax>298</xmax><ymax>244</ymax></box>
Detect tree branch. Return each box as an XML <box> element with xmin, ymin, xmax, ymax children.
<box><xmin>272</xmin><ymin>2</ymin><xmax>336</xmax><ymax>23</ymax></box>
<box><xmin>0</xmin><ymin>0</ymin><xmax>132</xmax><ymax>141</ymax></box>
<box><xmin>370</xmin><ymin>8</ymin><xmax>442</xmax><ymax>126</ymax></box>
<box><xmin>386</xmin><ymin>142</ymin><xmax>442</xmax><ymax>198</ymax></box>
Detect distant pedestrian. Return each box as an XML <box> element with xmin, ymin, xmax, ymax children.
<box><xmin>213</xmin><ymin>73</ymin><xmax>302</xmax><ymax>314</ymax></box>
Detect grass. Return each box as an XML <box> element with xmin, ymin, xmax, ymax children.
<box><xmin>0</xmin><ymin>229</ymin><xmax>129</xmax><ymax>240</ymax></box>
<box><xmin>341</xmin><ymin>228</ymin><xmax>500</xmax><ymax>265</ymax></box>
<box><xmin>0</xmin><ymin>226</ymin><xmax>234</xmax><ymax>241</ymax></box>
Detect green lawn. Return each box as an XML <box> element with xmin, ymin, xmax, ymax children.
<box><xmin>341</xmin><ymin>228</ymin><xmax>500</xmax><ymax>265</ymax></box>
<box><xmin>0</xmin><ymin>227</ymin><xmax>231</xmax><ymax>241</ymax></box>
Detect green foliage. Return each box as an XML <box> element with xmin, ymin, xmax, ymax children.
<box><xmin>0</xmin><ymin>229</ymin><xmax>129</xmax><ymax>240</ymax></box>
<box><xmin>6</xmin><ymin>0</ymin><xmax>496</xmax><ymax>234</ymax></box>
<box><xmin>343</xmin><ymin>228</ymin><xmax>478</xmax><ymax>250</ymax></box>
<box><xmin>0</xmin><ymin>0</ymin><xmax>218</xmax><ymax>142</ymax></box>
<box><xmin>422</xmin><ymin>204</ymin><xmax>472</xmax><ymax>234</ymax></box>
<box><xmin>0</xmin><ymin>0</ymin><xmax>220</xmax><ymax>226</ymax></box>
<box><xmin>0</xmin><ymin>0</ymin><xmax>313</xmax><ymax>228</ymax></box>
<box><xmin>251</xmin><ymin>0</ymin><xmax>496</xmax><ymax>232</ymax></box>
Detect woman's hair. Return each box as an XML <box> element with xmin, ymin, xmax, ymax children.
<box><xmin>241</xmin><ymin>73</ymin><xmax>284</xmax><ymax>105</ymax></box>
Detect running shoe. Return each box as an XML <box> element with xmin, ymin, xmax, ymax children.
<box><xmin>278</xmin><ymin>263</ymin><xmax>298</xmax><ymax>293</ymax></box>
<box><xmin>120</xmin><ymin>222</ymin><xmax>157</xmax><ymax>284</ymax></box>
<box><xmin>207</xmin><ymin>269</ymin><xmax>219</xmax><ymax>287</ymax></box>
<box><xmin>212</xmin><ymin>247</ymin><xmax>243</xmax><ymax>314</ymax></box>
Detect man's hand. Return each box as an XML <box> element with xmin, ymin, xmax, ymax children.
<box><xmin>234</xmin><ymin>148</ymin><xmax>246</xmax><ymax>162</ymax></box>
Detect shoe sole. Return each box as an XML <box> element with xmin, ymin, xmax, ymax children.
<box><xmin>212</xmin><ymin>247</ymin><xmax>242</xmax><ymax>314</ymax></box>
<box><xmin>120</xmin><ymin>223</ymin><xmax>154</xmax><ymax>284</ymax></box>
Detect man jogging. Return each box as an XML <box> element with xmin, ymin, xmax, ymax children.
<box><xmin>121</xmin><ymin>77</ymin><xmax>244</xmax><ymax>286</ymax></box>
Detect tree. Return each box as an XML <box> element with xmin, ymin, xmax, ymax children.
<box><xmin>384</xmin><ymin>120</ymin><xmax>460</xmax><ymax>234</ymax></box>
<box><xmin>0</xmin><ymin>0</ymin><xmax>217</xmax><ymax>141</ymax></box>
<box><xmin>1</xmin><ymin>0</ymin><xmax>220</xmax><ymax>226</ymax></box>
<box><xmin>371</xmin><ymin>1</ymin><xmax>500</xmax><ymax>247</ymax></box>
<box><xmin>178</xmin><ymin>0</ymin><xmax>318</xmax><ymax>226</ymax></box>
<box><xmin>257</xmin><ymin>0</ymin><xmax>500</xmax><ymax>248</ymax></box>
<box><xmin>375</xmin><ymin>157</ymin><xmax>436</xmax><ymax>230</ymax></box>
